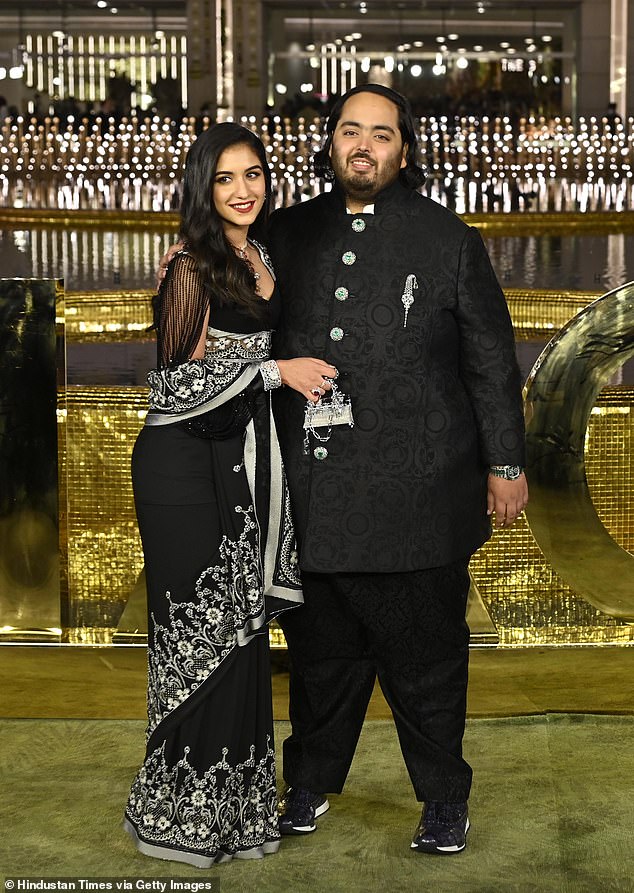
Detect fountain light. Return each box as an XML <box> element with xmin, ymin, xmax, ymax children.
<box><xmin>0</xmin><ymin>111</ymin><xmax>629</xmax><ymax>215</ymax></box>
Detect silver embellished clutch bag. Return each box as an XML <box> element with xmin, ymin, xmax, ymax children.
<box><xmin>303</xmin><ymin>382</ymin><xmax>354</xmax><ymax>457</ymax></box>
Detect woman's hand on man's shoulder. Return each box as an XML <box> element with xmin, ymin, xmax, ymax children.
<box><xmin>157</xmin><ymin>241</ymin><xmax>186</xmax><ymax>289</ymax></box>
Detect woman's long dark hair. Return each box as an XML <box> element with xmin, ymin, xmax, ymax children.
<box><xmin>312</xmin><ymin>84</ymin><xmax>426</xmax><ymax>190</ymax></box>
<box><xmin>179</xmin><ymin>122</ymin><xmax>273</xmax><ymax>316</ymax></box>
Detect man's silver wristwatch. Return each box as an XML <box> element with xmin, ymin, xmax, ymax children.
<box><xmin>490</xmin><ymin>464</ymin><xmax>523</xmax><ymax>481</ymax></box>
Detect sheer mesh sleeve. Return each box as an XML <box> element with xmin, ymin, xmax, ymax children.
<box><xmin>155</xmin><ymin>252</ymin><xmax>210</xmax><ymax>369</ymax></box>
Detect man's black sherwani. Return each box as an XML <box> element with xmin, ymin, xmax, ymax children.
<box><xmin>268</xmin><ymin>178</ymin><xmax>525</xmax><ymax>574</ymax></box>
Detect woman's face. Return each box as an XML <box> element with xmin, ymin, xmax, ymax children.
<box><xmin>212</xmin><ymin>143</ymin><xmax>266</xmax><ymax>231</ymax></box>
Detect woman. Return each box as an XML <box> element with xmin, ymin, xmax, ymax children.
<box><xmin>124</xmin><ymin>122</ymin><xmax>336</xmax><ymax>867</ymax></box>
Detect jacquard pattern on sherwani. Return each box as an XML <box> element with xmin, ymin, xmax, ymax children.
<box><xmin>268</xmin><ymin>179</ymin><xmax>526</xmax><ymax>573</ymax></box>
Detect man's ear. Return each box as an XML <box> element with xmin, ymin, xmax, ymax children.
<box><xmin>400</xmin><ymin>143</ymin><xmax>408</xmax><ymax>169</ymax></box>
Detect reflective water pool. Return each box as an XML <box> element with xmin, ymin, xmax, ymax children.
<box><xmin>1</xmin><ymin>226</ymin><xmax>633</xmax><ymax>293</ymax></box>
<box><xmin>2</xmin><ymin>224</ymin><xmax>632</xmax><ymax>388</ymax></box>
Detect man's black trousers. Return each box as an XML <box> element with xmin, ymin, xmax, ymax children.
<box><xmin>278</xmin><ymin>561</ymin><xmax>473</xmax><ymax>803</ymax></box>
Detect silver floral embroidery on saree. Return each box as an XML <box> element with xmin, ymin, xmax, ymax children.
<box><xmin>127</xmin><ymin>506</ymin><xmax>280</xmax><ymax>860</ymax></box>
<box><xmin>126</xmin><ymin>736</ymin><xmax>279</xmax><ymax>859</ymax></box>
<box><xmin>146</xmin><ymin>506</ymin><xmax>262</xmax><ymax>736</ymax></box>
<box><xmin>147</xmin><ymin>330</ymin><xmax>272</xmax><ymax>415</ymax></box>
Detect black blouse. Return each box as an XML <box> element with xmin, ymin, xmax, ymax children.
<box><xmin>155</xmin><ymin>248</ymin><xmax>280</xmax><ymax>369</ymax></box>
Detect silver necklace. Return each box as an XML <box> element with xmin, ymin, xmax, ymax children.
<box><xmin>232</xmin><ymin>239</ymin><xmax>260</xmax><ymax>281</ymax></box>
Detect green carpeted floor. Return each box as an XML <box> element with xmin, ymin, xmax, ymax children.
<box><xmin>2</xmin><ymin>646</ymin><xmax>634</xmax><ymax>720</ymax></box>
<box><xmin>2</xmin><ymin>715</ymin><xmax>632</xmax><ymax>892</ymax></box>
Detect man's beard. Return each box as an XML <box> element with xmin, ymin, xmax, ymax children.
<box><xmin>331</xmin><ymin>152</ymin><xmax>402</xmax><ymax>200</ymax></box>
<box><xmin>343</xmin><ymin>169</ymin><xmax>378</xmax><ymax>197</ymax></box>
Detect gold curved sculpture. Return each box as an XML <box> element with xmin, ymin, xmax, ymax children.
<box><xmin>524</xmin><ymin>281</ymin><xmax>634</xmax><ymax>620</ymax></box>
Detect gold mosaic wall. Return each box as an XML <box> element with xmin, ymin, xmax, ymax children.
<box><xmin>60</xmin><ymin>387</ymin><xmax>146</xmax><ymax>643</ymax></box>
<box><xmin>43</xmin><ymin>275</ymin><xmax>634</xmax><ymax>647</ymax></box>
<box><xmin>470</xmin><ymin>387</ymin><xmax>633</xmax><ymax>646</ymax></box>
<box><xmin>63</xmin><ymin>291</ymin><xmax>154</xmax><ymax>342</ymax></box>
<box><xmin>63</xmin><ymin>288</ymin><xmax>603</xmax><ymax>344</ymax></box>
<box><xmin>586</xmin><ymin>392</ymin><xmax>633</xmax><ymax>554</ymax></box>
<box><xmin>58</xmin><ymin>385</ymin><xmax>633</xmax><ymax>647</ymax></box>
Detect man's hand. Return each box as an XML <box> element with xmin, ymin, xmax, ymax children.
<box><xmin>487</xmin><ymin>473</ymin><xmax>529</xmax><ymax>528</ymax></box>
<box><xmin>156</xmin><ymin>241</ymin><xmax>185</xmax><ymax>289</ymax></box>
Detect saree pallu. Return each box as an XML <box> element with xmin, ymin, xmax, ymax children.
<box><xmin>124</xmin><ymin>329</ymin><xmax>302</xmax><ymax>866</ymax></box>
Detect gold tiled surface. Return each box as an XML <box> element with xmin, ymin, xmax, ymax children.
<box><xmin>470</xmin><ymin>519</ymin><xmax>633</xmax><ymax>647</ymax></box>
<box><xmin>504</xmin><ymin>289</ymin><xmax>601</xmax><ymax>339</ymax></box>
<box><xmin>471</xmin><ymin>386</ymin><xmax>633</xmax><ymax>646</ymax></box>
<box><xmin>585</xmin><ymin>390</ymin><xmax>633</xmax><ymax>554</ymax></box>
<box><xmin>55</xmin><ymin>281</ymin><xmax>629</xmax><ymax>646</ymax></box>
<box><xmin>63</xmin><ymin>288</ymin><xmax>602</xmax><ymax>343</ymax></box>
<box><xmin>59</xmin><ymin>386</ymin><xmax>633</xmax><ymax>647</ymax></box>
<box><xmin>61</xmin><ymin>291</ymin><xmax>155</xmax><ymax>342</ymax></box>
<box><xmin>60</xmin><ymin>387</ymin><xmax>146</xmax><ymax>642</ymax></box>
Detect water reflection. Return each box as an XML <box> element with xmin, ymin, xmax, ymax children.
<box><xmin>0</xmin><ymin>227</ymin><xmax>174</xmax><ymax>291</ymax></box>
<box><xmin>1</xmin><ymin>226</ymin><xmax>632</xmax><ymax>293</ymax></box>
<box><xmin>484</xmin><ymin>233</ymin><xmax>633</xmax><ymax>291</ymax></box>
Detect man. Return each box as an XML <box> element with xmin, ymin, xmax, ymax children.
<box><xmin>266</xmin><ymin>84</ymin><xmax>528</xmax><ymax>855</ymax></box>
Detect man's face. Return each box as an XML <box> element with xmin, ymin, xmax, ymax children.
<box><xmin>329</xmin><ymin>92</ymin><xmax>407</xmax><ymax>203</ymax></box>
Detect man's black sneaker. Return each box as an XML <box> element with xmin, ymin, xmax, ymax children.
<box><xmin>410</xmin><ymin>801</ymin><xmax>469</xmax><ymax>855</ymax></box>
<box><xmin>278</xmin><ymin>787</ymin><xmax>330</xmax><ymax>835</ymax></box>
